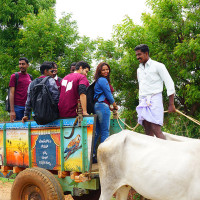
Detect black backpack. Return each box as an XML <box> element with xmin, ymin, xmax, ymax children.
<box><xmin>6</xmin><ymin>72</ymin><xmax>33</xmax><ymax>112</ymax></box>
<box><xmin>30</xmin><ymin>76</ymin><xmax>59</xmax><ymax>125</ymax></box>
<box><xmin>86</xmin><ymin>81</ymin><xmax>102</xmax><ymax>115</ymax></box>
<box><xmin>58</xmin><ymin>77</ymin><xmax>62</xmax><ymax>83</ymax></box>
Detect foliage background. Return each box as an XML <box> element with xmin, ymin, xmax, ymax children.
<box><xmin>94</xmin><ymin>0</ymin><xmax>200</xmax><ymax>137</ymax></box>
<box><xmin>0</xmin><ymin>0</ymin><xmax>199</xmax><ymax>137</ymax></box>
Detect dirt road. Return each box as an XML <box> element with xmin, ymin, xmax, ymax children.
<box><xmin>0</xmin><ymin>180</ymin><xmax>137</xmax><ymax>200</ymax></box>
<box><xmin>0</xmin><ymin>180</ymin><xmax>12</xmax><ymax>200</ymax></box>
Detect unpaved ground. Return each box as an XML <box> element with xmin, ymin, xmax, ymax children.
<box><xmin>0</xmin><ymin>180</ymin><xmax>12</xmax><ymax>200</ymax></box>
<box><xmin>0</xmin><ymin>180</ymin><xmax>136</xmax><ymax>200</ymax></box>
<box><xmin>0</xmin><ymin>180</ymin><xmax>73</xmax><ymax>200</ymax></box>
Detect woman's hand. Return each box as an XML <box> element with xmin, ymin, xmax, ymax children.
<box><xmin>114</xmin><ymin>105</ymin><xmax>118</xmax><ymax>110</ymax></box>
<box><xmin>110</xmin><ymin>104</ymin><xmax>118</xmax><ymax>111</ymax></box>
<box><xmin>22</xmin><ymin>116</ymin><xmax>28</xmax><ymax>123</ymax></box>
<box><xmin>83</xmin><ymin>111</ymin><xmax>89</xmax><ymax>116</ymax></box>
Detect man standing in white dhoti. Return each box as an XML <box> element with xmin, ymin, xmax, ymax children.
<box><xmin>134</xmin><ymin>44</ymin><xmax>176</xmax><ymax>139</ymax></box>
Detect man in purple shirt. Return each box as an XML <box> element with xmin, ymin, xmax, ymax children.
<box><xmin>58</xmin><ymin>61</ymin><xmax>90</xmax><ymax>118</ymax></box>
<box><xmin>9</xmin><ymin>57</ymin><xmax>32</xmax><ymax>122</ymax></box>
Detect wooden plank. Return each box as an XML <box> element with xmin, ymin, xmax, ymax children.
<box><xmin>91</xmin><ymin>163</ymin><xmax>99</xmax><ymax>172</ymax></box>
<box><xmin>58</xmin><ymin>171</ymin><xmax>70</xmax><ymax>178</ymax></box>
<box><xmin>74</xmin><ymin>174</ymin><xmax>90</xmax><ymax>183</ymax></box>
<box><xmin>70</xmin><ymin>171</ymin><xmax>81</xmax><ymax>180</ymax></box>
<box><xmin>13</xmin><ymin>166</ymin><xmax>24</xmax><ymax>174</ymax></box>
<box><xmin>1</xmin><ymin>166</ymin><xmax>12</xmax><ymax>172</ymax></box>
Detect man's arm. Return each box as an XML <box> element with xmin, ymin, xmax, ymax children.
<box><xmin>157</xmin><ymin>64</ymin><xmax>176</xmax><ymax>113</ymax></box>
<box><xmin>22</xmin><ymin>83</ymin><xmax>32</xmax><ymax>123</ymax></box>
<box><xmin>79</xmin><ymin>84</ymin><xmax>89</xmax><ymax>115</ymax></box>
<box><xmin>168</xmin><ymin>94</ymin><xmax>176</xmax><ymax>113</ymax></box>
<box><xmin>157</xmin><ymin>64</ymin><xmax>175</xmax><ymax>97</ymax></box>
<box><xmin>80</xmin><ymin>93</ymin><xmax>88</xmax><ymax>115</ymax></box>
<box><xmin>9</xmin><ymin>87</ymin><xmax>16</xmax><ymax>122</ymax></box>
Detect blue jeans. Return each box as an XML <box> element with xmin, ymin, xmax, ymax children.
<box><xmin>14</xmin><ymin>105</ymin><xmax>30</xmax><ymax>121</ymax></box>
<box><xmin>93</xmin><ymin>102</ymin><xmax>111</xmax><ymax>156</ymax></box>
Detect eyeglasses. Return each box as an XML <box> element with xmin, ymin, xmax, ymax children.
<box><xmin>49</xmin><ymin>70</ymin><xmax>56</xmax><ymax>73</ymax></box>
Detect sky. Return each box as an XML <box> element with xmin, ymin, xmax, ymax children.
<box><xmin>55</xmin><ymin>0</ymin><xmax>151</xmax><ymax>40</ymax></box>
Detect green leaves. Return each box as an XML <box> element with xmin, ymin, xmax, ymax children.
<box><xmin>19</xmin><ymin>8</ymin><xmax>65</xmax><ymax>62</ymax></box>
<box><xmin>94</xmin><ymin>0</ymin><xmax>200</xmax><ymax>137</ymax></box>
<box><xmin>0</xmin><ymin>0</ymin><xmax>94</xmax><ymax>116</ymax></box>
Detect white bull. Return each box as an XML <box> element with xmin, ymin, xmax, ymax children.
<box><xmin>163</xmin><ymin>132</ymin><xmax>197</xmax><ymax>142</ymax></box>
<box><xmin>97</xmin><ymin>130</ymin><xmax>200</xmax><ymax>200</ymax></box>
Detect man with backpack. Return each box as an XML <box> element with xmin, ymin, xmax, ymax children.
<box><xmin>22</xmin><ymin>62</ymin><xmax>60</xmax><ymax>124</ymax></box>
<box><xmin>58</xmin><ymin>61</ymin><xmax>90</xmax><ymax>118</ymax></box>
<box><xmin>9</xmin><ymin>57</ymin><xmax>33</xmax><ymax>122</ymax></box>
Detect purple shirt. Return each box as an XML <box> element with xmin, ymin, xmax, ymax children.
<box><xmin>9</xmin><ymin>72</ymin><xmax>32</xmax><ymax>106</ymax></box>
<box><xmin>58</xmin><ymin>73</ymin><xmax>89</xmax><ymax>118</ymax></box>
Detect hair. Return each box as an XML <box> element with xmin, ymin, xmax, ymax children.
<box><xmin>40</xmin><ymin>61</ymin><xmax>54</xmax><ymax>74</ymax></box>
<box><xmin>75</xmin><ymin>61</ymin><xmax>90</xmax><ymax>71</ymax></box>
<box><xmin>52</xmin><ymin>61</ymin><xmax>58</xmax><ymax>69</ymax></box>
<box><xmin>70</xmin><ymin>62</ymin><xmax>77</xmax><ymax>68</ymax></box>
<box><xmin>94</xmin><ymin>62</ymin><xmax>111</xmax><ymax>83</ymax></box>
<box><xmin>134</xmin><ymin>44</ymin><xmax>149</xmax><ymax>55</ymax></box>
<box><xmin>19</xmin><ymin>57</ymin><xmax>29</xmax><ymax>64</ymax></box>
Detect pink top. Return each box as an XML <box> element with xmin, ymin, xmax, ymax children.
<box><xmin>9</xmin><ymin>72</ymin><xmax>32</xmax><ymax>106</ymax></box>
<box><xmin>58</xmin><ymin>73</ymin><xmax>89</xmax><ymax>118</ymax></box>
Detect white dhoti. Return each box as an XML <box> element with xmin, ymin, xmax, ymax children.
<box><xmin>136</xmin><ymin>93</ymin><xmax>164</xmax><ymax>126</ymax></box>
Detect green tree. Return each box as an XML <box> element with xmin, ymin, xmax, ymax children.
<box><xmin>19</xmin><ymin>9</ymin><xmax>79</xmax><ymax>64</ymax></box>
<box><xmin>0</xmin><ymin>0</ymin><xmax>95</xmax><ymax>117</ymax></box>
<box><xmin>19</xmin><ymin>9</ymin><xmax>95</xmax><ymax>78</ymax></box>
<box><xmin>142</xmin><ymin>0</ymin><xmax>200</xmax><ymax>135</ymax></box>
<box><xmin>0</xmin><ymin>0</ymin><xmax>56</xmax><ymax>103</ymax></box>
<box><xmin>0</xmin><ymin>1</ymin><xmax>95</xmax><ymax>122</ymax></box>
<box><xmin>94</xmin><ymin>0</ymin><xmax>200</xmax><ymax>137</ymax></box>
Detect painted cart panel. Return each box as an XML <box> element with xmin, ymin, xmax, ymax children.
<box><xmin>0</xmin><ymin>130</ymin><xmax>3</xmax><ymax>166</ymax></box>
<box><xmin>6</xmin><ymin>129</ymin><xmax>29</xmax><ymax>167</ymax></box>
<box><xmin>63</xmin><ymin>120</ymin><xmax>94</xmax><ymax>172</ymax></box>
<box><xmin>0</xmin><ymin>116</ymin><xmax>96</xmax><ymax>173</ymax></box>
<box><xmin>31</xmin><ymin>127</ymin><xmax>61</xmax><ymax>170</ymax></box>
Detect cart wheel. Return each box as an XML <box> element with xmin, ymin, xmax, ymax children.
<box><xmin>72</xmin><ymin>188</ymin><xmax>101</xmax><ymax>200</ymax></box>
<box><xmin>31</xmin><ymin>167</ymin><xmax>64</xmax><ymax>200</ymax></box>
<box><xmin>11</xmin><ymin>167</ymin><xmax>64</xmax><ymax>200</ymax></box>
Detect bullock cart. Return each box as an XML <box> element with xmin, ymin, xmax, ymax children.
<box><xmin>0</xmin><ymin>115</ymin><xmax>124</xmax><ymax>200</ymax></box>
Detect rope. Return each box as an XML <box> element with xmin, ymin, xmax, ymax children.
<box><xmin>116</xmin><ymin>117</ymin><xmax>123</xmax><ymax>130</ymax></box>
<box><xmin>166</xmin><ymin>109</ymin><xmax>200</xmax><ymax>126</ymax></box>
<box><xmin>115</xmin><ymin>109</ymin><xmax>200</xmax><ymax>131</ymax></box>
<box><xmin>116</xmin><ymin>113</ymin><xmax>139</xmax><ymax>131</ymax></box>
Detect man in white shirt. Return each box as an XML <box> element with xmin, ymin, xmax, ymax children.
<box><xmin>134</xmin><ymin>44</ymin><xmax>176</xmax><ymax>139</ymax></box>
